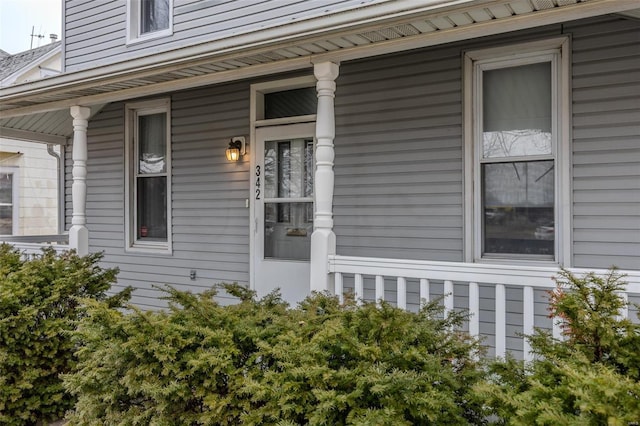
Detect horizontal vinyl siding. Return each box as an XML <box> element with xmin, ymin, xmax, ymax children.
<box><xmin>76</xmin><ymin>82</ymin><xmax>251</xmax><ymax>309</ymax></box>
<box><xmin>334</xmin><ymin>18</ymin><xmax>639</xmax><ymax>271</ymax></box>
<box><xmin>569</xmin><ymin>17</ymin><xmax>640</xmax><ymax>270</ymax></box>
<box><xmin>331</xmin><ymin>20</ymin><xmax>638</xmax><ymax>357</ymax></box>
<box><xmin>334</xmin><ymin>46</ymin><xmax>464</xmax><ymax>262</ymax></box>
<box><xmin>63</xmin><ymin>0</ymin><xmax>380</xmax><ymax>71</ymax></box>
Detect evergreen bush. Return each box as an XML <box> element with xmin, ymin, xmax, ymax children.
<box><xmin>0</xmin><ymin>244</ymin><xmax>125</xmax><ymax>425</ymax></box>
<box><xmin>479</xmin><ymin>269</ymin><xmax>640</xmax><ymax>424</ymax></box>
<box><xmin>65</xmin><ymin>285</ymin><xmax>486</xmax><ymax>425</ymax></box>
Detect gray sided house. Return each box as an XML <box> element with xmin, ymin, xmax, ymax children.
<box><xmin>1</xmin><ymin>0</ymin><xmax>639</xmax><ymax>359</ymax></box>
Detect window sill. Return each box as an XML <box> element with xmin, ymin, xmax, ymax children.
<box><xmin>126</xmin><ymin>29</ymin><xmax>173</xmax><ymax>46</ymax></box>
<box><xmin>126</xmin><ymin>242</ymin><xmax>172</xmax><ymax>255</ymax></box>
<box><xmin>475</xmin><ymin>256</ymin><xmax>559</xmax><ymax>268</ymax></box>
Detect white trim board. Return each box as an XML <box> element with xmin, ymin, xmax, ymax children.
<box><xmin>2</xmin><ymin>0</ymin><xmax>637</xmax><ymax>117</ymax></box>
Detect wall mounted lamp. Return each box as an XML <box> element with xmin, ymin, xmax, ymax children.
<box><xmin>226</xmin><ymin>136</ymin><xmax>246</xmax><ymax>162</ymax></box>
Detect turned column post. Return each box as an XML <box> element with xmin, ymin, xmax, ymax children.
<box><xmin>69</xmin><ymin>106</ymin><xmax>91</xmax><ymax>255</ymax></box>
<box><xmin>310</xmin><ymin>62</ymin><xmax>339</xmax><ymax>293</ymax></box>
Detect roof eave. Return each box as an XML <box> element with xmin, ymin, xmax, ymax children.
<box><xmin>1</xmin><ymin>0</ymin><xmax>638</xmax><ymax>118</ymax></box>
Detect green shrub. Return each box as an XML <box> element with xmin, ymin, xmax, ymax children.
<box><xmin>0</xmin><ymin>244</ymin><xmax>126</xmax><ymax>425</ymax></box>
<box><xmin>479</xmin><ymin>269</ymin><xmax>640</xmax><ymax>424</ymax></box>
<box><xmin>65</xmin><ymin>285</ymin><xmax>486</xmax><ymax>425</ymax></box>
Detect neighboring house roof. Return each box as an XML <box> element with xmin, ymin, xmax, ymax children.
<box><xmin>0</xmin><ymin>41</ymin><xmax>61</xmax><ymax>86</ymax></box>
<box><xmin>0</xmin><ymin>49</ymin><xmax>10</xmax><ymax>58</ymax></box>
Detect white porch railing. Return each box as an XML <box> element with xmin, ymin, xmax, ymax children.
<box><xmin>1</xmin><ymin>235</ymin><xmax>70</xmax><ymax>257</ymax></box>
<box><xmin>329</xmin><ymin>255</ymin><xmax>640</xmax><ymax>361</ymax></box>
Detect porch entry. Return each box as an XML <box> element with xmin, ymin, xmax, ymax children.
<box><xmin>253</xmin><ymin>122</ymin><xmax>316</xmax><ymax>303</ymax></box>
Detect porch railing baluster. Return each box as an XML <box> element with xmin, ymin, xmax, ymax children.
<box><xmin>619</xmin><ymin>291</ymin><xmax>629</xmax><ymax>321</ymax></box>
<box><xmin>553</xmin><ymin>316</ymin><xmax>563</xmax><ymax>340</ymax></box>
<box><xmin>397</xmin><ymin>277</ymin><xmax>406</xmax><ymax>310</ymax></box>
<box><xmin>444</xmin><ymin>280</ymin><xmax>454</xmax><ymax>317</ymax></box>
<box><xmin>335</xmin><ymin>272</ymin><xmax>344</xmax><ymax>304</ymax></box>
<box><xmin>469</xmin><ymin>282</ymin><xmax>479</xmax><ymax>338</ymax></box>
<box><xmin>355</xmin><ymin>273</ymin><xmax>364</xmax><ymax>305</ymax></box>
<box><xmin>523</xmin><ymin>286</ymin><xmax>534</xmax><ymax>361</ymax></box>
<box><xmin>375</xmin><ymin>275</ymin><xmax>384</xmax><ymax>305</ymax></box>
<box><xmin>327</xmin><ymin>255</ymin><xmax>639</xmax><ymax>358</ymax></box>
<box><xmin>420</xmin><ymin>278</ymin><xmax>430</xmax><ymax>308</ymax></box>
<box><xmin>495</xmin><ymin>284</ymin><xmax>506</xmax><ymax>358</ymax></box>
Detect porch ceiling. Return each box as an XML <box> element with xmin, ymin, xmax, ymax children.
<box><xmin>0</xmin><ymin>0</ymin><xmax>638</xmax><ymax>141</ymax></box>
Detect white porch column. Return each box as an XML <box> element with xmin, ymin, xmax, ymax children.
<box><xmin>69</xmin><ymin>106</ymin><xmax>91</xmax><ymax>256</ymax></box>
<box><xmin>310</xmin><ymin>61</ymin><xmax>339</xmax><ymax>293</ymax></box>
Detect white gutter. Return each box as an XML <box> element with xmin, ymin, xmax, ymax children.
<box><xmin>0</xmin><ymin>127</ymin><xmax>66</xmax><ymax>145</ymax></box>
<box><xmin>0</xmin><ymin>0</ymin><xmax>481</xmax><ymax>100</ymax></box>
<box><xmin>1</xmin><ymin>0</ymin><xmax>638</xmax><ymax>115</ymax></box>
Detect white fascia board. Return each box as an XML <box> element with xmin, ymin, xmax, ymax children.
<box><xmin>0</xmin><ymin>0</ymin><xmax>484</xmax><ymax>100</ymax></box>
<box><xmin>312</xmin><ymin>0</ymin><xmax>640</xmax><ymax>63</ymax></box>
<box><xmin>0</xmin><ymin>127</ymin><xmax>67</xmax><ymax>145</ymax></box>
<box><xmin>0</xmin><ymin>47</ymin><xmax>62</xmax><ymax>87</ymax></box>
<box><xmin>0</xmin><ymin>57</ymin><xmax>312</xmax><ymax>118</ymax></box>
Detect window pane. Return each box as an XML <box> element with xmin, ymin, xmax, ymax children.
<box><xmin>0</xmin><ymin>173</ymin><xmax>12</xmax><ymax>203</ymax></box>
<box><xmin>141</xmin><ymin>0</ymin><xmax>170</xmax><ymax>34</ymax></box>
<box><xmin>0</xmin><ymin>205</ymin><xmax>12</xmax><ymax>235</ymax></box>
<box><xmin>305</xmin><ymin>140</ymin><xmax>314</xmax><ymax>197</ymax></box>
<box><xmin>482</xmin><ymin>160</ymin><xmax>554</xmax><ymax>256</ymax></box>
<box><xmin>483</xmin><ymin>62</ymin><xmax>552</xmax><ymax>158</ymax></box>
<box><xmin>265</xmin><ymin>202</ymin><xmax>312</xmax><ymax>260</ymax></box>
<box><xmin>137</xmin><ymin>176</ymin><xmax>167</xmax><ymax>240</ymax></box>
<box><xmin>138</xmin><ymin>113</ymin><xmax>167</xmax><ymax>174</ymax></box>
<box><xmin>264</xmin><ymin>88</ymin><xmax>317</xmax><ymax>119</ymax></box>
<box><xmin>264</xmin><ymin>138</ymin><xmax>313</xmax><ymax>199</ymax></box>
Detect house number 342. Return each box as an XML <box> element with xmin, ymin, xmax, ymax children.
<box><xmin>255</xmin><ymin>165</ymin><xmax>261</xmax><ymax>200</ymax></box>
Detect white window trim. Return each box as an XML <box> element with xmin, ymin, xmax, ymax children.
<box><xmin>0</xmin><ymin>167</ymin><xmax>19</xmax><ymax>236</ymax></box>
<box><xmin>124</xmin><ymin>98</ymin><xmax>172</xmax><ymax>254</ymax></box>
<box><xmin>249</xmin><ymin>75</ymin><xmax>317</xmax><ymax>289</ymax></box>
<box><xmin>463</xmin><ymin>37</ymin><xmax>571</xmax><ymax>266</ymax></box>
<box><xmin>126</xmin><ymin>0</ymin><xmax>174</xmax><ymax>45</ymax></box>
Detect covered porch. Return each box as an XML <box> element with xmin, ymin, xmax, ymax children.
<box><xmin>1</xmin><ymin>0</ymin><xmax>639</xmax><ymax>358</ymax></box>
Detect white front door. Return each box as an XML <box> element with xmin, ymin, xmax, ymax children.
<box><xmin>253</xmin><ymin>123</ymin><xmax>315</xmax><ymax>304</ymax></box>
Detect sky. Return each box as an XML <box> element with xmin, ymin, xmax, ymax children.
<box><xmin>0</xmin><ymin>0</ymin><xmax>62</xmax><ymax>54</ymax></box>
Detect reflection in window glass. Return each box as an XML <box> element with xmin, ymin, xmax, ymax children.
<box><xmin>277</xmin><ymin>142</ymin><xmax>291</xmax><ymax>222</ymax></box>
<box><xmin>0</xmin><ymin>173</ymin><xmax>12</xmax><ymax>235</ymax></box>
<box><xmin>265</xmin><ymin>202</ymin><xmax>312</xmax><ymax>260</ymax></box>
<box><xmin>136</xmin><ymin>176</ymin><xmax>167</xmax><ymax>240</ymax></box>
<box><xmin>263</xmin><ymin>138</ymin><xmax>314</xmax><ymax>260</ymax></box>
<box><xmin>305</xmin><ymin>140</ymin><xmax>314</xmax><ymax>221</ymax></box>
<box><xmin>483</xmin><ymin>62</ymin><xmax>552</xmax><ymax>158</ymax></box>
<box><xmin>264</xmin><ymin>138</ymin><xmax>313</xmax><ymax>201</ymax></box>
<box><xmin>0</xmin><ymin>173</ymin><xmax>12</xmax><ymax>204</ymax></box>
<box><xmin>482</xmin><ymin>161</ymin><xmax>554</xmax><ymax>256</ymax></box>
<box><xmin>141</xmin><ymin>0</ymin><xmax>170</xmax><ymax>34</ymax></box>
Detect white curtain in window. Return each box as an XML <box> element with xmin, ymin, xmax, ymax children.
<box><xmin>482</xmin><ymin>62</ymin><xmax>552</xmax><ymax>158</ymax></box>
<box><xmin>141</xmin><ymin>0</ymin><xmax>170</xmax><ymax>33</ymax></box>
<box><xmin>138</xmin><ymin>113</ymin><xmax>166</xmax><ymax>174</ymax></box>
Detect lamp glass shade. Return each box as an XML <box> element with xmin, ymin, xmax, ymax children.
<box><xmin>226</xmin><ymin>147</ymin><xmax>240</xmax><ymax>162</ymax></box>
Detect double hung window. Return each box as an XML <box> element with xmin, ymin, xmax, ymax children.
<box><xmin>127</xmin><ymin>0</ymin><xmax>173</xmax><ymax>43</ymax></box>
<box><xmin>465</xmin><ymin>38</ymin><xmax>569</xmax><ymax>264</ymax></box>
<box><xmin>125</xmin><ymin>99</ymin><xmax>171</xmax><ymax>252</ymax></box>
